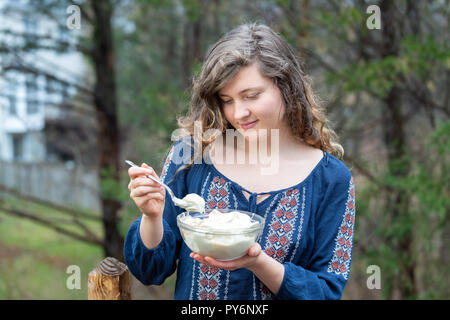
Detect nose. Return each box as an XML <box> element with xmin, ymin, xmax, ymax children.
<box><xmin>233</xmin><ymin>101</ymin><xmax>251</xmax><ymax>120</ymax></box>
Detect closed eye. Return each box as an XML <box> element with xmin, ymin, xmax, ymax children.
<box><xmin>247</xmin><ymin>93</ymin><xmax>259</xmax><ymax>99</ymax></box>
<box><xmin>221</xmin><ymin>93</ymin><xmax>260</xmax><ymax>105</ymax></box>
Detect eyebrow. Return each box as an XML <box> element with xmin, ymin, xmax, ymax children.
<box><xmin>218</xmin><ymin>86</ymin><xmax>264</xmax><ymax>97</ymax></box>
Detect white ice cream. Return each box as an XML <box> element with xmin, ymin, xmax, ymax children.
<box><xmin>178</xmin><ymin>209</ymin><xmax>261</xmax><ymax>261</ymax></box>
<box><xmin>181</xmin><ymin>209</ymin><xmax>258</xmax><ymax>232</ymax></box>
<box><xmin>180</xmin><ymin>193</ymin><xmax>205</xmax><ymax>213</ymax></box>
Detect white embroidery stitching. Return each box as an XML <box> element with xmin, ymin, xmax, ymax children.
<box><xmin>289</xmin><ymin>186</ymin><xmax>306</xmax><ymax>262</ymax></box>
<box><xmin>327</xmin><ymin>177</ymin><xmax>356</xmax><ymax>280</ymax></box>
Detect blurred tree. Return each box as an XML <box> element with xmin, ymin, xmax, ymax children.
<box><xmin>90</xmin><ymin>0</ymin><xmax>124</xmax><ymax>260</ymax></box>
<box><xmin>0</xmin><ymin>0</ymin><xmax>124</xmax><ymax>260</ymax></box>
<box><xmin>279</xmin><ymin>0</ymin><xmax>449</xmax><ymax>299</ymax></box>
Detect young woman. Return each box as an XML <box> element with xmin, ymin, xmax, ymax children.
<box><xmin>124</xmin><ymin>23</ymin><xmax>356</xmax><ymax>300</ymax></box>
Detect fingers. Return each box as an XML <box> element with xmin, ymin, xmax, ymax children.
<box><xmin>130</xmin><ymin>186</ymin><xmax>164</xmax><ymax>199</ymax></box>
<box><xmin>128</xmin><ymin>176</ymin><xmax>163</xmax><ymax>191</ymax></box>
<box><xmin>128</xmin><ymin>163</ymin><xmax>161</xmax><ymax>180</ymax></box>
<box><xmin>190</xmin><ymin>253</ymin><xmax>215</xmax><ymax>267</ymax></box>
<box><xmin>190</xmin><ymin>253</ymin><xmax>208</xmax><ymax>263</ymax></box>
<box><xmin>189</xmin><ymin>252</ymin><xmax>239</xmax><ymax>270</ymax></box>
<box><xmin>190</xmin><ymin>243</ymin><xmax>262</xmax><ymax>271</ymax></box>
<box><xmin>128</xmin><ymin>163</ymin><xmax>164</xmax><ymax>192</ymax></box>
<box><xmin>128</xmin><ymin>166</ymin><xmax>151</xmax><ymax>179</ymax></box>
<box><xmin>133</xmin><ymin>192</ymin><xmax>165</xmax><ymax>207</ymax></box>
<box><xmin>248</xmin><ymin>243</ymin><xmax>262</xmax><ymax>257</ymax></box>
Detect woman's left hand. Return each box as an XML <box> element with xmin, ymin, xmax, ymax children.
<box><xmin>190</xmin><ymin>243</ymin><xmax>262</xmax><ymax>271</ymax></box>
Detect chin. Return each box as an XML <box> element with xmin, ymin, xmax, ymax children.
<box><xmin>241</xmin><ymin>129</ymin><xmax>260</xmax><ymax>142</ymax></box>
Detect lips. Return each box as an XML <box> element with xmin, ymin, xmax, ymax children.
<box><xmin>240</xmin><ymin>120</ymin><xmax>259</xmax><ymax>130</ymax></box>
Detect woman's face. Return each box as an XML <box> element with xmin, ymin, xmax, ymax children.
<box><xmin>218</xmin><ymin>63</ymin><xmax>287</xmax><ymax>142</ymax></box>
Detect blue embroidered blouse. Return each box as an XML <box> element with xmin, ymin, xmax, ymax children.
<box><xmin>124</xmin><ymin>136</ymin><xmax>356</xmax><ymax>300</ymax></box>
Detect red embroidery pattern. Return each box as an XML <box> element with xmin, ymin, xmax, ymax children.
<box><xmin>205</xmin><ymin>176</ymin><xmax>229</xmax><ymax>210</ymax></box>
<box><xmin>197</xmin><ymin>265</ymin><xmax>222</xmax><ymax>300</ymax></box>
<box><xmin>160</xmin><ymin>145</ymin><xmax>175</xmax><ymax>182</ymax></box>
<box><xmin>259</xmin><ymin>283</ymin><xmax>272</xmax><ymax>300</ymax></box>
<box><xmin>327</xmin><ymin>177</ymin><xmax>356</xmax><ymax>280</ymax></box>
<box><xmin>263</xmin><ymin>188</ymin><xmax>300</xmax><ymax>263</ymax></box>
<box><xmin>260</xmin><ymin>188</ymin><xmax>300</xmax><ymax>300</ymax></box>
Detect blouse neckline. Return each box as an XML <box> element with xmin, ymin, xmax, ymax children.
<box><xmin>207</xmin><ymin>151</ymin><xmax>328</xmax><ymax>201</ymax></box>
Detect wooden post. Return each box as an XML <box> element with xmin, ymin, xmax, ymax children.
<box><xmin>88</xmin><ymin>257</ymin><xmax>131</xmax><ymax>300</ymax></box>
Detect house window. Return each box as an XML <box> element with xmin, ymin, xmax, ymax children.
<box><xmin>26</xmin><ymin>73</ymin><xmax>39</xmax><ymax>114</ymax></box>
<box><xmin>7</xmin><ymin>79</ymin><xmax>18</xmax><ymax>115</ymax></box>
<box><xmin>61</xmin><ymin>83</ymin><xmax>69</xmax><ymax>100</ymax></box>
<box><xmin>46</xmin><ymin>77</ymin><xmax>58</xmax><ymax>94</ymax></box>
<box><xmin>24</xmin><ymin>17</ymin><xmax>38</xmax><ymax>43</ymax></box>
<box><xmin>11</xmin><ymin>134</ymin><xmax>24</xmax><ymax>161</ymax></box>
<box><xmin>8</xmin><ymin>95</ymin><xmax>17</xmax><ymax>115</ymax></box>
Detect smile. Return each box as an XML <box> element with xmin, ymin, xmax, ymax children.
<box><xmin>240</xmin><ymin>120</ymin><xmax>259</xmax><ymax>130</ymax></box>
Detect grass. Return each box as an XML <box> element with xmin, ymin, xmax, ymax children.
<box><xmin>0</xmin><ymin>195</ymin><xmax>105</xmax><ymax>299</ymax></box>
<box><xmin>0</xmin><ymin>194</ymin><xmax>177</xmax><ymax>299</ymax></box>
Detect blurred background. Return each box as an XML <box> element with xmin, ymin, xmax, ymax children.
<box><xmin>0</xmin><ymin>0</ymin><xmax>448</xmax><ymax>300</ymax></box>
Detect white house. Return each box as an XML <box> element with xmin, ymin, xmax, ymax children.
<box><xmin>0</xmin><ymin>0</ymin><xmax>87</xmax><ymax>163</ymax></box>
<box><xmin>0</xmin><ymin>2</ymin><xmax>101</xmax><ymax>210</ymax></box>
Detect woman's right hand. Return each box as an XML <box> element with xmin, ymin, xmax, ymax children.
<box><xmin>128</xmin><ymin>163</ymin><xmax>166</xmax><ymax>219</ymax></box>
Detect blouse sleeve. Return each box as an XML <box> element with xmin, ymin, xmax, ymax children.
<box><xmin>123</xmin><ymin>137</ymin><xmax>192</xmax><ymax>285</ymax></box>
<box><xmin>275</xmin><ymin>168</ymin><xmax>356</xmax><ymax>300</ymax></box>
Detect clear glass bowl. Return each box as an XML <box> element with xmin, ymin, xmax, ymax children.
<box><xmin>177</xmin><ymin>209</ymin><xmax>265</xmax><ymax>261</ymax></box>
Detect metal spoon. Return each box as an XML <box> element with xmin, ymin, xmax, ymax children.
<box><xmin>125</xmin><ymin>160</ymin><xmax>188</xmax><ymax>208</ymax></box>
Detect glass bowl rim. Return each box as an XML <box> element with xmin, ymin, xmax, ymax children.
<box><xmin>176</xmin><ymin>209</ymin><xmax>265</xmax><ymax>235</ymax></box>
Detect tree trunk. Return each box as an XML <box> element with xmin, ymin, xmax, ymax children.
<box><xmin>181</xmin><ymin>1</ymin><xmax>208</xmax><ymax>89</ymax></box>
<box><xmin>297</xmin><ymin>0</ymin><xmax>309</xmax><ymax>60</ymax></box>
<box><xmin>91</xmin><ymin>0</ymin><xmax>124</xmax><ymax>260</ymax></box>
<box><xmin>380</xmin><ymin>0</ymin><xmax>416</xmax><ymax>299</ymax></box>
<box><xmin>182</xmin><ymin>21</ymin><xmax>193</xmax><ymax>88</ymax></box>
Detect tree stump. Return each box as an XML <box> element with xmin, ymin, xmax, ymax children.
<box><xmin>88</xmin><ymin>257</ymin><xmax>131</xmax><ymax>300</ymax></box>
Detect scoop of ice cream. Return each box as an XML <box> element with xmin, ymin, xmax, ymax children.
<box><xmin>181</xmin><ymin>209</ymin><xmax>258</xmax><ymax>232</ymax></box>
<box><xmin>181</xmin><ymin>193</ymin><xmax>205</xmax><ymax>213</ymax></box>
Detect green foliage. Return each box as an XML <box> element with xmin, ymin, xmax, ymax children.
<box><xmin>136</xmin><ymin>0</ymin><xmax>175</xmax><ymax>8</ymax></box>
<box><xmin>190</xmin><ymin>59</ymin><xmax>203</xmax><ymax>79</ymax></box>
<box><xmin>327</xmin><ymin>58</ymin><xmax>397</xmax><ymax>98</ymax></box>
<box><xmin>181</xmin><ymin>0</ymin><xmax>203</xmax><ymax>22</ymax></box>
<box><xmin>400</xmin><ymin>35</ymin><xmax>450</xmax><ymax>78</ymax></box>
<box><xmin>100</xmin><ymin>167</ymin><xmax>129</xmax><ymax>202</ymax></box>
<box><xmin>409</xmin><ymin>121</ymin><xmax>449</xmax><ymax>224</ymax></box>
<box><xmin>357</xmin><ymin>121</ymin><xmax>450</xmax><ymax>298</ymax></box>
<box><xmin>326</xmin><ymin>35</ymin><xmax>450</xmax><ymax>98</ymax></box>
<box><xmin>318</xmin><ymin>5</ymin><xmax>364</xmax><ymax>30</ymax></box>
<box><xmin>0</xmin><ymin>196</ymin><xmax>103</xmax><ymax>299</ymax></box>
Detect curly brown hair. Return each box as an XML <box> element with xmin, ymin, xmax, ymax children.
<box><xmin>168</xmin><ymin>22</ymin><xmax>343</xmax><ymax>182</ymax></box>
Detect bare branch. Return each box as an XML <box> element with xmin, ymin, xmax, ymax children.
<box><xmin>402</xmin><ymin>77</ymin><xmax>450</xmax><ymax>119</ymax></box>
<box><xmin>0</xmin><ymin>204</ymin><xmax>103</xmax><ymax>246</ymax></box>
<box><xmin>2</xmin><ymin>57</ymin><xmax>94</xmax><ymax>97</ymax></box>
<box><xmin>302</xmin><ymin>47</ymin><xmax>338</xmax><ymax>73</ymax></box>
<box><xmin>0</xmin><ymin>29</ymin><xmax>93</xmax><ymax>55</ymax></box>
<box><xmin>0</xmin><ymin>184</ymin><xmax>100</xmax><ymax>221</ymax></box>
<box><xmin>343</xmin><ymin>153</ymin><xmax>394</xmax><ymax>193</ymax></box>
<box><xmin>0</xmin><ymin>93</ymin><xmax>95</xmax><ymax>118</ymax></box>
